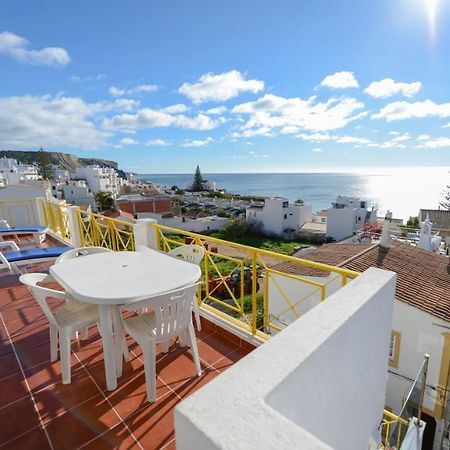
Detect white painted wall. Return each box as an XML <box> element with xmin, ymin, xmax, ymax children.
<box><xmin>267</xmin><ymin>272</ymin><xmax>343</xmax><ymax>328</ymax></box>
<box><xmin>142</xmin><ymin>212</ymin><xmax>228</xmax><ymax>233</ymax></box>
<box><xmin>326</xmin><ymin>207</ymin><xmax>357</xmax><ymax>240</ymax></box>
<box><xmin>387</xmin><ymin>300</ymin><xmax>449</xmax><ymax>449</ymax></box>
<box><xmin>246</xmin><ymin>198</ymin><xmax>312</xmax><ymax>236</ymax></box>
<box><xmin>175</xmin><ymin>267</ymin><xmax>397</xmax><ymax>450</ymax></box>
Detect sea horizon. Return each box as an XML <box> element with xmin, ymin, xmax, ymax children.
<box><xmin>138</xmin><ymin>167</ymin><xmax>450</xmax><ymax>221</ymax></box>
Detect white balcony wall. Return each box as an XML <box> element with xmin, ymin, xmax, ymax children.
<box><xmin>267</xmin><ymin>272</ymin><xmax>343</xmax><ymax>327</ymax></box>
<box><xmin>175</xmin><ymin>267</ymin><xmax>396</xmax><ymax>450</ymax></box>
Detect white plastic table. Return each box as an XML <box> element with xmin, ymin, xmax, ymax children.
<box><xmin>50</xmin><ymin>249</ymin><xmax>201</xmax><ymax>390</ymax></box>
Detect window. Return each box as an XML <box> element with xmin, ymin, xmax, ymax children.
<box><xmin>389</xmin><ymin>331</ymin><xmax>401</xmax><ymax>368</ymax></box>
<box><xmin>284</xmin><ymin>214</ymin><xmax>287</xmax><ymax>220</ymax></box>
<box><xmin>282</xmin><ymin>201</ymin><xmax>289</xmax><ymax>208</ymax></box>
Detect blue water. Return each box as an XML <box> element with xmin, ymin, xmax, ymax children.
<box><xmin>138</xmin><ymin>170</ymin><xmax>448</xmax><ymax>220</ymax></box>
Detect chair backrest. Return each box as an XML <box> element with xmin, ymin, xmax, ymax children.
<box><xmin>125</xmin><ymin>284</ymin><xmax>198</xmax><ymax>340</ymax></box>
<box><xmin>19</xmin><ymin>273</ymin><xmax>71</xmax><ymax>327</ymax></box>
<box><xmin>55</xmin><ymin>246</ymin><xmax>113</xmax><ymax>264</ymax></box>
<box><xmin>168</xmin><ymin>245</ymin><xmax>205</xmax><ymax>265</ymax></box>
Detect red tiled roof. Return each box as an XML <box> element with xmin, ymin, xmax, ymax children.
<box><xmin>272</xmin><ymin>241</ymin><xmax>450</xmax><ymax>321</ymax></box>
<box><xmin>270</xmin><ymin>244</ymin><xmax>375</xmax><ymax>277</ymax></box>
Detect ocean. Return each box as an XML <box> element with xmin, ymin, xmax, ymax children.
<box><xmin>138</xmin><ymin>168</ymin><xmax>449</xmax><ymax>220</ymax></box>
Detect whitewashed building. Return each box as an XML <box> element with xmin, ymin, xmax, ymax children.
<box><xmin>326</xmin><ymin>196</ymin><xmax>377</xmax><ymax>241</ymax></box>
<box><xmin>142</xmin><ymin>212</ymin><xmax>228</xmax><ymax>233</ymax></box>
<box><xmin>50</xmin><ymin>164</ymin><xmax>70</xmax><ymax>180</ymax></box>
<box><xmin>246</xmin><ymin>197</ymin><xmax>312</xmax><ymax>236</ymax></box>
<box><xmin>74</xmin><ymin>165</ymin><xmax>122</xmax><ymax>196</ymax></box>
<box><xmin>268</xmin><ymin>238</ymin><xmax>450</xmax><ymax>449</ymax></box>
<box><xmin>0</xmin><ymin>157</ymin><xmax>39</xmax><ymax>184</ymax></box>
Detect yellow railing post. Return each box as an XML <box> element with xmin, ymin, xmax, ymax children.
<box><xmin>251</xmin><ymin>250</ymin><xmax>258</xmax><ymax>334</ymax></box>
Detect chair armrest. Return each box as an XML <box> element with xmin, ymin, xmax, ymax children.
<box><xmin>0</xmin><ymin>241</ymin><xmax>20</xmax><ymax>252</ymax></box>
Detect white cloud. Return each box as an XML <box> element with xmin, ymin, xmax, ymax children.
<box><xmin>109</xmin><ymin>86</ymin><xmax>125</xmax><ymax>97</ymax></box>
<box><xmin>442</xmin><ymin>122</ymin><xmax>450</xmax><ymax>128</ymax></box>
<box><xmin>0</xmin><ymin>31</ymin><xmax>70</xmax><ymax>67</ymax></box>
<box><xmin>312</xmin><ymin>148</ymin><xmax>323</xmax><ymax>152</ymax></box>
<box><xmin>69</xmin><ymin>74</ymin><xmax>105</xmax><ymax>82</ymax></box>
<box><xmin>390</xmin><ymin>133</ymin><xmax>411</xmax><ymax>142</ymax></box>
<box><xmin>104</xmin><ymin>108</ymin><xmax>221</xmax><ymax>131</ymax></box>
<box><xmin>179</xmin><ymin>70</ymin><xmax>264</xmax><ymax>104</ymax></box>
<box><xmin>109</xmin><ymin>83</ymin><xmax>158</xmax><ymax>97</ymax></box>
<box><xmin>372</xmin><ymin>99</ymin><xmax>450</xmax><ymax>121</ymax></box>
<box><xmin>417</xmin><ymin>134</ymin><xmax>430</xmax><ymax>141</ymax></box>
<box><xmin>0</xmin><ymin>95</ymin><xmax>109</xmax><ymax>150</ymax></box>
<box><xmin>296</xmin><ymin>132</ymin><xmax>333</xmax><ymax>142</ymax></box>
<box><xmin>119</xmin><ymin>138</ymin><xmax>138</xmax><ymax>145</ymax></box>
<box><xmin>388</xmin><ymin>131</ymin><xmax>400</xmax><ymax>135</ymax></box>
<box><xmin>335</xmin><ymin>135</ymin><xmax>372</xmax><ymax>144</ymax></box>
<box><xmin>320</xmin><ymin>71</ymin><xmax>359</xmax><ymax>89</ymax></box>
<box><xmin>162</xmin><ymin>104</ymin><xmax>189</xmax><ymax>114</ymax></box>
<box><xmin>232</xmin><ymin>94</ymin><xmax>364</xmax><ymax>136</ymax></box>
<box><xmin>145</xmin><ymin>139</ymin><xmax>172</xmax><ymax>147</ymax></box>
<box><xmin>420</xmin><ymin>137</ymin><xmax>450</xmax><ymax>148</ymax></box>
<box><xmin>182</xmin><ymin>137</ymin><xmax>213</xmax><ymax>147</ymax></box>
<box><xmin>364</xmin><ymin>78</ymin><xmax>422</xmax><ymax>99</ymax></box>
<box><xmin>205</xmin><ymin>106</ymin><xmax>227</xmax><ymax>115</ymax></box>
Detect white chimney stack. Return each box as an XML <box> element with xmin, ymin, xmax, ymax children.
<box><xmin>418</xmin><ymin>214</ymin><xmax>432</xmax><ymax>252</ymax></box>
<box><xmin>379</xmin><ymin>210</ymin><xmax>392</xmax><ymax>249</ymax></box>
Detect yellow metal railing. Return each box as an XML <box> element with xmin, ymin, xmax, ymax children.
<box><xmin>40</xmin><ymin>199</ymin><xmax>71</xmax><ymax>242</ymax></box>
<box><xmin>151</xmin><ymin>223</ymin><xmax>360</xmax><ymax>338</ymax></box>
<box><xmin>380</xmin><ymin>409</ymin><xmax>408</xmax><ymax>449</ymax></box>
<box><xmin>76</xmin><ymin>209</ymin><xmax>135</xmax><ymax>252</ymax></box>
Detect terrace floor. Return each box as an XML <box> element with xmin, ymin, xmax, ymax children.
<box><xmin>0</xmin><ymin>238</ymin><xmax>254</xmax><ymax>450</ymax></box>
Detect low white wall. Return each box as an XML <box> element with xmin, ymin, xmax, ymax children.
<box><xmin>175</xmin><ymin>267</ymin><xmax>397</xmax><ymax>450</ymax></box>
<box><xmin>268</xmin><ymin>272</ymin><xmax>343</xmax><ymax>327</ymax></box>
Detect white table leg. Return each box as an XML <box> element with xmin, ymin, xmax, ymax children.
<box><xmin>112</xmin><ymin>307</ymin><xmax>124</xmax><ymax>378</ymax></box>
<box><xmin>98</xmin><ymin>304</ymin><xmax>117</xmax><ymax>391</ymax></box>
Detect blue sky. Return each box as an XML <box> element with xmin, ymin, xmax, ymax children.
<box><xmin>1</xmin><ymin>0</ymin><xmax>450</xmax><ymax>173</ymax></box>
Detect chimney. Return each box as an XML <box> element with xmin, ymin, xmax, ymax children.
<box><xmin>379</xmin><ymin>210</ymin><xmax>392</xmax><ymax>249</ymax></box>
<box><xmin>418</xmin><ymin>214</ymin><xmax>432</xmax><ymax>252</ymax></box>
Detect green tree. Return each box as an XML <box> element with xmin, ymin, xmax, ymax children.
<box><xmin>294</xmin><ymin>198</ymin><xmax>305</xmax><ymax>206</ymax></box>
<box><xmin>36</xmin><ymin>147</ymin><xmax>53</xmax><ymax>179</ymax></box>
<box><xmin>191</xmin><ymin>165</ymin><xmax>204</xmax><ymax>191</ymax></box>
<box><xmin>95</xmin><ymin>191</ymin><xmax>115</xmax><ymax>212</ymax></box>
<box><xmin>440</xmin><ymin>185</ymin><xmax>450</xmax><ymax>210</ymax></box>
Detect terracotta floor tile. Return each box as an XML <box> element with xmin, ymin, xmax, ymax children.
<box><xmin>0</xmin><ymin>426</ymin><xmax>52</xmax><ymax>450</ymax></box>
<box><xmin>211</xmin><ymin>346</ymin><xmax>251</xmax><ymax>372</ymax></box>
<box><xmin>0</xmin><ymin>396</ymin><xmax>41</xmax><ymax>445</ymax></box>
<box><xmin>43</xmin><ymin>394</ymin><xmax>122</xmax><ymax>449</ymax></box>
<box><xmin>106</xmin><ymin>369</ymin><xmax>171</xmax><ymax>421</ymax></box>
<box><xmin>0</xmin><ymin>352</ymin><xmax>21</xmax><ymax>379</ymax></box>
<box><xmin>0</xmin><ymin>370</ymin><xmax>30</xmax><ymax>409</ymax></box>
<box><xmin>33</xmin><ymin>374</ymin><xmax>102</xmax><ymax>422</ymax></box>
<box><xmin>79</xmin><ymin>424</ymin><xmax>139</xmax><ymax>450</ymax></box>
<box><xmin>197</xmin><ymin>332</ymin><xmax>240</xmax><ymax>366</ymax></box>
<box><xmin>124</xmin><ymin>392</ymin><xmax>181</xmax><ymax>450</ymax></box>
<box><xmin>157</xmin><ymin>348</ymin><xmax>207</xmax><ymax>390</ymax></box>
<box><xmin>172</xmin><ymin>366</ymin><xmax>220</xmax><ymax>400</ymax></box>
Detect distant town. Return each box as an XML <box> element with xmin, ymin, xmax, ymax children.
<box><xmin>1</xmin><ymin>151</ymin><xmax>449</xmax><ymax>257</ymax></box>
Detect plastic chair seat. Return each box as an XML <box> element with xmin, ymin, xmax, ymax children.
<box><xmin>55</xmin><ymin>300</ymin><xmax>99</xmax><ymax>328</ymax></box>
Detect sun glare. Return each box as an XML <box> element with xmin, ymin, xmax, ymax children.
<box><xmin>426</xmin><ymin>0</ymin><xmax>438</xmax><ymax>40</ymax></box>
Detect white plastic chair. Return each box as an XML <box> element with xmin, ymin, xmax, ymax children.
<box><xmin>122</xmin><ymin>284</ymin><xmax>201</xmax><ymax>403</ymax></box>
<box><xmin>55</xmin><ymin>246</ymin><xmax>113</xmax><ymax>264</ymax></box>
<box><xmin>19</xmin><ymin>273</ymin><xmax>100</xmax><ymax>384</ymax></box>
<box><xmin>0</xmin><ymin>241</ymin><xmax>20</xmax><ymax>274</ymax></box>
<box><xmin>168</xmin><ymin>245</ymin><xmax>204</xmax><ymax>331</ymax></box>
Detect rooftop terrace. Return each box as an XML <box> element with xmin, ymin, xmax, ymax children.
<box><xmin>0</xmin><ymin>266</ymin><xmax>253</xmax><ymax>449</ymax></box>
<box><xmin>0</xmin><ymin>198</ymin><xmax>407</xmax><ymax>449</ymax></box>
